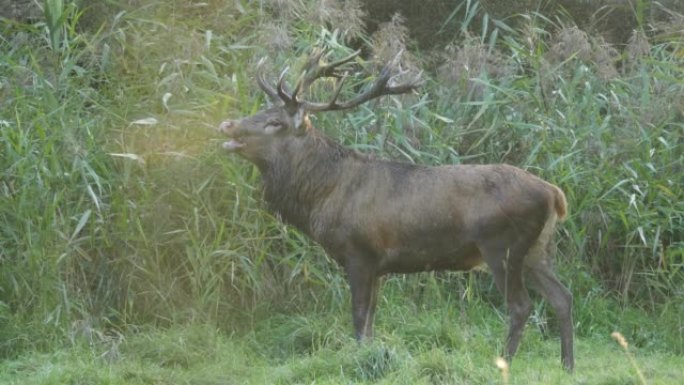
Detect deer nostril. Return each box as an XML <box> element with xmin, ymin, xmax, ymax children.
<box><xmin>218</xmin><ymin>120</ymin><xmax>235</xmax><ymax>133</ymax></box>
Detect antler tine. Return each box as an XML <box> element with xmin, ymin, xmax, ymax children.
<box><xmin>388</xmin><ymin>48</ymin><xmax>404</xmax><ymax>71</ymax></box>
<box><xmin>320</xmin><ymin>49</ymin><xmax>361</xmax><ymax>77</ymax></box>
<box><xmin>276</xmin><ymin>66</ymin><xmax>300</xmax><ymax>110</ymax></box>
<box><xmin>301</xmin><ymin>51</ymin><xmax>422</xmax><ymax>113</ymax></box>
<box><xmin>256</xmin><ymin>58</ymin><xmax>281</xmax><ymax>102</ymax></box>
<box><xmin>328</xmin><ymin>74</ymin><xmax>347</xmax><ymax>105</ymax></box>
<box><xmin>309</xmin><ymin>47</ymin><xmax>326</xmax><ymax>69</ymax></box>
<box><xmin>387</xmin><ymin>69</ymin><xmax>425</xmax><ymax>93</ymax></box>
<box><xmin>291</xmin><ymin>48</ymin><xmax>325</xmax><ymax>98</ymax></box>
<box><xmin>291</xmin><ymin>49</ymin><xmax>361</xmax><ymax>102</ymax></box>
<box><xmin>291</xmin><ymin>69</ymin><xmax>309</xmax><ymax>103</ymax></box>
<box><xmin>256</xmin><ymin>59</ymin><xmax>304</xmax><ymax>110</ymax></box>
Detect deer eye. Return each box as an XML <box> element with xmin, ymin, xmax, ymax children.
<box><xmin>264</xmin><ymin>119</ymin><xmax>283</xmax><ymax>134</ymax></box>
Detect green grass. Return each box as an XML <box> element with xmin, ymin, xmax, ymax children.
<box><xmin>1</xmin><ymin>0</ymin><xmax>683</xmax><ymax>383</ymax></box>
<box><xmin>1</xmin><ymin>308</ymin><xmax>683</xmax><ymax>385</ymax></box>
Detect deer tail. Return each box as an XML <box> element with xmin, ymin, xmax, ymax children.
<box><xmin>551</xmin><ymin>184</ymin><xmax>568</xmax><ymax>221</ymax></box>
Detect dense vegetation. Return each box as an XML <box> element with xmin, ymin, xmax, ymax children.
<box><xmin>1</xmin><ymin>0</ymin><xmax>682</xmax><ymax>383</ymax></box>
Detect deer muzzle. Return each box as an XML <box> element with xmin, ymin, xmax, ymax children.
<box><xmin>218</xmin><ymin>120</ymin><xmax>245</xmax><ymax>152</ymax></box>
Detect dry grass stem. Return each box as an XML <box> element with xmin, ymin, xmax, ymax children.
<box><xmin>611</xmin><ymin>331</ymin><xmax>648</xmax><ymax>385</ymax></box>
<box><xmin>495</xmin><ymin>356</ymin><xmax>510</xmax><ymax>385</ymax></box>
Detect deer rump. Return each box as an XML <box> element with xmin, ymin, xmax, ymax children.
<box><xmin>218</xmin><ymin>49</ymin><xmax>574</xmax><ymax>371</ymax></box>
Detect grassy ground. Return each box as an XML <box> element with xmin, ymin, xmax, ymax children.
<box><xmin>1</xmin><ymin>307</ymin><xmax>683</xmax><ymax>385</ymax></box>
<box><xmin>1</xmin><ymin>1</ymin><xmax>683</xmax><ymax>384</ymax></box>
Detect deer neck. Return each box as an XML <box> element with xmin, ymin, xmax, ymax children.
<box><xmin>260</xmin><ymin>129</ymin><xmax>352</xmax><ymax>232</ymax></box>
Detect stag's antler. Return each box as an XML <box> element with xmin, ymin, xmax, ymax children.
<box><xmin>290</xmin><ymin>48</ymin><xmax>359</xmax><ymax>100</ymax></box>
<box><xmin>257</xmin><ymin>48</ymin><xmax>422</xmax><ymax>113</ymax></box>
<box><xmin>301</xmin><ymin>50</ymin><xmax>423</xmax><ymax>112</ymax></box>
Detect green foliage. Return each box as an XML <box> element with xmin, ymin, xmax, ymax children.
<box><xmin>1</xmin><ymin>8</ymin><xmax>118</xmax><ymax>355</ymax></box>
<box><xmin>0</xmin><ymin>2</ymin><xmax>683</xmax><ymax>382</ymax></box>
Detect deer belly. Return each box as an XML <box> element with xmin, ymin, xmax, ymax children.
<box><xmin>378</xmin><ymin>243</ymin><xmax>483</xmax><ymax>274</ymax></box>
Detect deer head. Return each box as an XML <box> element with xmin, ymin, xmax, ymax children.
<box><xmin>218</xmin><ymin>48</ymin><xmax>422</xmax><ymax>165</ymax></box>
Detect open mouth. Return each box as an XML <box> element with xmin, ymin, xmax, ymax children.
<box><xmin>222</xmin><ymin>138</ymin><xmax>245</xmax><ymax>151</ymax></box>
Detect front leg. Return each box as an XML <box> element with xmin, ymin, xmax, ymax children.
<box><xmin>346</xmin><ymin>259</ymin><xmax>380</xmax><ymax>340</ymax></box>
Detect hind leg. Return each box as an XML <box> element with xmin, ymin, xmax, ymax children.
<box><xmin>481</xmin><ymin>243</ymin><xmax>534</xmax><ymax>364</ymax></box>
<box><xmin>527</xmin><ymin>259</ymin><xmax>574</xmax><ymax>371</ymax></box>
<box><xmin>523</xmin><ymin>213</ymin><xmax>574</xmax><ymax>370</ymax></box>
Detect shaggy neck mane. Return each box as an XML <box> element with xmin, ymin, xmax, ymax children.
<box><xmin>259</xmin><ymin>127</ymin><xmax>355</xmax><ymax>234</ymax></box>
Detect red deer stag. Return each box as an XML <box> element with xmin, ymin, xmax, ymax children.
<box><xmin>218</xmin><ymin>49</ymin><xmax>574</xmax><ymax>371</ymax></box>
